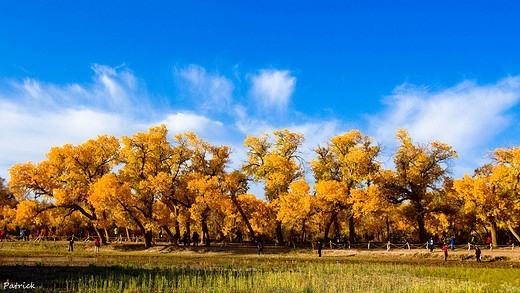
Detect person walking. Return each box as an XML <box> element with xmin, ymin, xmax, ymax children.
<box><xmin>475</xmin><ymin>246</ymin><xmax>482</xmax><ymax>263</ymax></box>
<box><xmin>68</xmin><ymin>235</ymin><xmax>75</xmax><ymax>252</ymax></box>
<box><xmin>257</xmin><ymin>240</ymin><xmax>265</xmax><ymax>256</ymax></box>
<box><xmin>443</xmin><ymin>245</ymin><xmax>448</xmax><ymax>262</ymax></box>
<box><xmin>43</xmin><ymin>228</ymin><xmax>48</xmax><ymax>241</ymax></box>
<box><xmin>428</xmin><ymin>237</ymin><xmax>434</xmax><ymax>252</ymax></box>
<box><xmin>192</xmin><ymin>232</ymin><xmax>200</xmax><ymax>246</ymax></box>
<box><xmin>318</xmin><ymin>240</ymin><xmax>323</xmax><ymax>257</ymax></box>
<box><xmin>183</xmin><ymin>231</ymin><xmax>190</xmax><ymax>246</ymax></box>
<box><xmin>450</xmin><ymin>236</ymin><xmax>455</xmax><ymax>251</ymax></box>
<box><xmin>94</xmin><ymin>239</ymin><xmax>100</xmax><ymax>254</ymax></box>
<box><xmin>486</xmin><ymin>236</ymin><xmax>492</xmax><ymax>248</ymax></box>
<box><xmin>174</xmin><ymin>231</ymin><xmax>180</xmax><ymax>245</ymax></box>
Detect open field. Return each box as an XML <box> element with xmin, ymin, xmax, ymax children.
<box><xmin>1</xmin><ymin>241</ymin><xmax>519</xmax><ymax>292</ymax></box>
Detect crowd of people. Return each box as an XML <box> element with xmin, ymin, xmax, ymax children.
<box><xmin>0</xmin><ymin>227</ymin><xmax>56</xmax><ymax>242</ymax></box>
<box><xmin>0</xmin><ymin>226</ymin><xmax>492</xmax><ymax>262</ymax></box>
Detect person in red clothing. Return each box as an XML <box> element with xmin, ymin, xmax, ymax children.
<box><xmin>443</xmin><ymin>245</ymin><xmax>448</xmax><ymax>262</ymax></box>
<box><xmin>256</xmin><ymin>238</ymin><xmax>265</xmax><ymax>256</ymax></box>
<box><xmin>486</xmin><ymin>236</ymin><xmax>492</xmax><ymax>247</ymax></box>
<box><xmin>94</xmin><ymin>239</ymin><xmax>100</xmax><ymax>254</ymax></box>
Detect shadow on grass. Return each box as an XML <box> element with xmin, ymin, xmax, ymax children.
<box><xmin>0</xmin><ymin>264</ymin><xmax>256</xmax><ymax>291</ymax></box>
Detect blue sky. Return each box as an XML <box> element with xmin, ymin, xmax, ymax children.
<box><xmin>1</xmin><ymin>1</ymin><xmax>520</xmax><ymax>194</ymax></box>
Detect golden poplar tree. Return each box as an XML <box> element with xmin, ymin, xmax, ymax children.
<box><xmin>454</xmin><ymin>147</ymin><xmax>520</xmax><ymax>245</ymax></box>
<box><xmin>0</xmin><ymin>177</ymin><xmax>17</xmax><ymax>231</ymax></box>
<box><xmin>311</xmin><ymin>130</ymin><xmax>380</xmax><ymax>241</ymax></box>
<box><xmin>243</xmin><ymin>129</ymin><xmax>305</xmax><ymax>243</ymax></box>
<box><xmin>379</xmin><ymin>129</ymin><xmax>457</xmax><ymax>242</ymax></box>
<box><xmin>112</xmin><ymin>125</ymin><xmax>181</xmax><ymax>248</ymax></box>
<box><xmin>9</xmin><ymin>135</ymin><xmax>120</xmax><ymax>243</ymax></box>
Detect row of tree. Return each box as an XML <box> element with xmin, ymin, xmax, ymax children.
<box><xmin>1</xmin><ymin>125</ymin><xmax>519</xmax><ymax>248</ymax></box>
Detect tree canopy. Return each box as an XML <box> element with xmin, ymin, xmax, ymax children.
<box><xmin>4</xmin><ymin>125</ymin><xmax>520</xmax><ymax>246</ymax></box>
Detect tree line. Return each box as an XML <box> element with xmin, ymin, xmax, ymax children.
<box><xmin>1</xmin><ymin>125</ymin><xmax>519</xmax><ymax>248</ymax></box>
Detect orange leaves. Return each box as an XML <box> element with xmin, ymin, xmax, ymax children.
<box><xmin>7</xmin><ymin>133</ymin><xmax>121</xmax><ymax>234</ymax></box>
<box><xmin>90</xmin><ymin>173</ymin><xmax>131</xmax><ymax>210</ymax></box>
<box><xmin>314</xmin><ymin>180</ymin><xmax>349</xmax><ymax>205</ymax></box>
<box><xmin>277</xmin><ymin>181</ymin><xmax>314</xmax><ymax>225</ymax></box>
<box><xmin>10</xmin><ymin>123</ymin><xmax>520</xmax><ymax>244</ymax></box>
<box><xmin>379</xmin><ymin>129</ymin><xmax>458</xmax><ymax>241</ymax></box>
<box><xmin>454</xmin><ymin>147</ymin><xmax>520</xmax><ymax>229</ymax></box>
<box><xmin>310</xmin><ymin>130</ymin><xmax>381</xmax><ymax>238</ymax></box>
<box><xmin>312</xmin><ymin>130</ymin><xmax>380</xmax><ymax>185</ymax></box>
<box><xmin>9</xmin><ymin>161</ymin><xmax>58</xmax><ymax>200</ymax></box>
<box><xmin>13</xmin><ymin>200</ymin><xmax>44</xmax><ymax>227</ymax></box>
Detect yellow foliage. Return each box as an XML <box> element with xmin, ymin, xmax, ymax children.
<box><xmin>243</xmin><ymin>130</ymin><xmax>304</xmax><ymax>202</ymax></box>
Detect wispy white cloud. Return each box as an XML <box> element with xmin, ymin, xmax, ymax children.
<box><xmin>0</xmin><ymin>64</ymin><xmax>227</xmax><ymax>181</ymax></box>
<box><xmin>4</xmin><ymin>64</ymin><xmax>146</xmax><ymax>114</ymax></box>
<box><xmin>0</xmin><ymin>100</ymin><xmax>125</xmax><ymax>180</ymax></box>
<box><xmin>250</xmin><ymin>69</ymin><xmax>296</xmax><ymax>111</ymax></box>
<box><xmin>91</xmin><ymin>64</ymin><xmax>139</xmax><ymax>110</ymax></box>
<box><xmin>369</xmin><ymin>76</ymin><xmax>520</xmax><ymax>176</ymax></box>
<box><xmin>371</xmin><ymin>77</ymin><xmax>520</xmax><ymax>150</ymax></box>
<box><xmin>175</xmin><ymin>65</ymin><xmax>234</xmax><ymax>112</ymax></box>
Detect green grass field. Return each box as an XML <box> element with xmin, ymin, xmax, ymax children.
<box><xmin>0</xmin><ymin>241</ymin><xmax>519</xmax><ymax>292</ymax></box>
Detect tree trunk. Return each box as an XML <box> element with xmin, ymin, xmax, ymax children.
<box><xmin>386</xmin><ymin>217</ymin><xmax>390</xmax><ymax>241</ymax></box>
<box><xmin>231</xmin><ymin>197</ymin><xmax>256</xmax><ymax>240</ymax></box>
<box><xmin>349</xmin><ymin>215</ymin><xmax>356</xmax><ymax>243</ymax></box>
<box><xmin>162</xmin><ymin>225</ymin><xmax>179</xmax><ymax>247</ymax></box>
<box><xmin>126</xmin><ymin>226</ymin><xmax>131</xmax><ymax>242</ymax></box>
<box><xmin>144</xmin><ymin>230</ymin><xmax>153</xmax><ymax>248</ymax></box>
<box><xmin>302</xmin><ymin>220</ymin><xmax>307</xmax><ymax>243</ymax></box>
<box><xmin>202</xmin><ymin>221</ymin><xmax>210</xmax><ymax>246</ymax></box>
<box><xmin>490</xmin><ymin>220</ymin><xmax>498</xmax><ymax>246</ymax></box>
<box><xmin>275</xmin><ymin>222</ymin><xmax>284</xmax><ymax>245</ymax></box>
<box><xmin>175</xmin><ymin>224</ymin><xmax>181</xmax><ymax>237</ymax></box>
<box><xmin>333</xmin><ymin>218</ymin><xmax>340</xmax><ymax>237</ymax></box>
<box><xmin>324</xmin><ymin>214</ymin><xmax>335</xmax><ymax>241</ymax></box>
<box><xmin>94</xmin><ymin>226</ymin><xmax>107</xmax><ymax>245</ymax></box>
<box><xmin>508</xmin><ymin>224</ymin><xmax>520</xmax><ymax>243</ymax></box>
<box><xmin>104</xmin><ymin>228</ymin><xmax>110</xmax><ymax>243</ymax></box>
<box><xmin>417</xmin><ymin>214</ymin><xmax>427</xmax><ymax>243</ymax></box>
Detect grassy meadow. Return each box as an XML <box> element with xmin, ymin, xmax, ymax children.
<box><xmin>0</xmin><ymin>241</ymin><xmax>519</xmax><ymax>292</ymax></box>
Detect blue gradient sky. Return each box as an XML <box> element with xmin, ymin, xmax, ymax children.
<box><xmin>1</xmin><ymin>1</ymin><xmax>520</xmax><ymax>194</ymax></box>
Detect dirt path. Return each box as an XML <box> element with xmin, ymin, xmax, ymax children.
<box><xmin>1</xmin><ymin>241</ymin><xmax>519</xmax><ymax>268</ymax></box>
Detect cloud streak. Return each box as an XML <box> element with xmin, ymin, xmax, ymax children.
<box><xmin>4</xmin><ymin>62</ymin><xmax>520</xmax><ymax>196</ymax></box>
<box><xmin>175</xmin><ymin>65</ymin><xmax>234</xmax><ymax>112</ymax></box>
<box><xmin>371</xmin><ymin>77</ymin><xmax>520</xmax><ymax>150</ymax></box>
<box><xmin>0</xmin><ymin>65</ymin><xmax>227</xmax><ymax>180</ymax></box>
<box><xmin>369</xmin><ymin>76</ymin><xmax>520</xmax><ymax>176</ymax></box>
